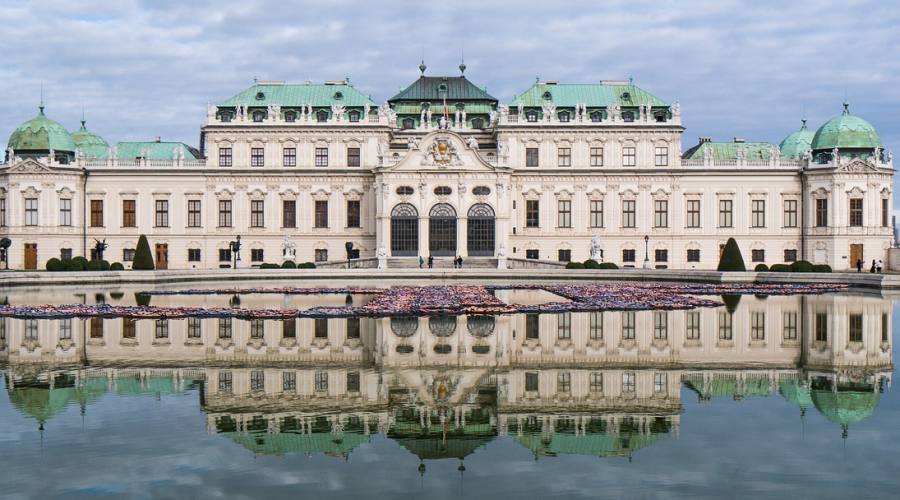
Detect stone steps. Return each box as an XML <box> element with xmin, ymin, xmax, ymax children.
<box><xmin>387</xmin><ymin>257</ymin><xmax>497</xmax><ymax>269</ymax></box>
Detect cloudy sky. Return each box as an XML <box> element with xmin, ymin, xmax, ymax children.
<box><xmin>1</xmin><ymin>0</ymin><xmax>898</xmax><ymax>160</ymax></box>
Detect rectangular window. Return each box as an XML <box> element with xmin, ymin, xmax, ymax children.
<box><xmin>282</xmin><ymin>200</ymin><xmax>296</xmax><ymax>228</ymax></box>
<box><xmin>251</xmin><ymin>248</ymin><xmax>264</xmax><ymax>262</ymax></box>
<box><xmin>525</xmin><ymin>372</ymin><xmax>539</xmax><ymax>392</ymax></box>
<box><xmin>114</xmin><ymin>199</ymin><xmax>133</xmax><ymax>228</ymax></box>
<box><xmin>218</xmin><ymin>147</ymin><xmax>232</xmax><ymax>167</ymax></box>
<box><xmin>347</xmin><ymin>147</ymin><xmax>361</xmax><ymax>167</ymax></box>
<box><xmin>346</xmin><ymin>317</ymin><xmax>360</xmax><ymax>339</ymax></box>
<box><xmin>557</xmin><ymin>147</ymin><xmax>571</xmax><ymax>167</ymax></box>
<box><xmin>314</xmin><ymin>370</ymin><xmax>328</xmax><ymax>392</ymax></box>
<box><xmin>91</xmin><ymin>200</ymin><xmax>103</xmax><ymax>227</ymax></box>
<box><xmin>525</xmin><ymin>200</ymin><xmax>540</xmax><ymax>228</ymax></box>
<box><xmin>815</xmin><ymin>313</ymin><xmax>828</xmax><ymax>342</ymax></box>
<box><xmin>24</xmin><ymin>198</ymin><xmax>38</xmax><ymax>226</ymax></box>
<box><xmin>783</xmin><ymin>312</ymin><xmax>798</xmax><ymax>341</ymax></box>
<box><xmin>622</xmin><ymin>200</ymin><xmax>636</xmax><ymax>228</ymax></box>
<box><xmin>282</xmin><ymin>319</ymin><xmax>296</xmax><ymax>338</ymax></box>
<box><xmin>154</xmin><ymin>200</ymin><xmax>169</xmax><ymax>227</ymax></box>
<box><xmin>654</xmin><ymin>311</ymin><xmax>668</xmax><ymax>339</ymax></box>
<box><xmin>59</xmin><ymin>198</ymin><xmax>73</xmax><ymax>226</ymax></box>
<box><xmin>590</xmin><ymin>372</ymin><xmax>603</xmax><ymax>393</ymax></box>
<box><xmin>347</xmin><ymin>200</ymin><xmax>361</xmax><ymax>228</ymax></box>
<box><xmin>123</xmin><ymin>249</ymin><xmax>135</xmax><ymax>262</ymax></box>
<box><xmin>784</xmin><ymin>200</ymin><xmax>798</xmax><ymax>228</ymax></box>
<box><xmin>557</xmin><ymin>249</ymin><xmax>571</xmax><ymax>262</ymax></box>
<box><xmin>187</xmin><ymin>317</ymin><xmax>201</xmax><ymax>338</ymax></box>
<box><xmin>718</xmin><ymin>199</ymin><xmax>733</xmax><ymax>228</ymax></box>
<box><xmin>155</xmin><ymin>319</ymin><xmax>169</xmax><ymax>339</ymax></box>
<box><xmin>751</xmin><ymin>312</ymin><xmax>765</xmax><ymax>341</ymax></box>
<box><xmin>849</xmin><ymin>314</ymin><xmax>863</xmax><ymax>342</ymax></box>
<box><xmin>590</xmin><ymin>312</ymin><xmax>603</xmax><ymax>340</ymax></box>
<box><xmin>250</xmin><ymin>370</ymin><xmax>264</xmax><ymax>392</ymax></box>
<box><xmin>122</xmin><ymin>318</ymin><xmax>136</xmax><ymax>339</ymax></box>
<box><xmin>282</xmin><ymin>371</ymin><xmax>297</xmax><ymax>392</ymax></box>
<box><xmin>849</xmin><ymin>198</ymin><xmax>863</xmax><ymax>227</ymax></box>
<box><xmin>250</xmin><ymin>319</ymin><xmax>265</xmax><ymax>339</ymax></box>
<box><xmin>525</xmin><ymin>249</ymin><xmax>539</xmax><ymax>260</ymax></box>
<box><xmin>751</xmin><ymin>199</ymin><xmax>766</xmax><ymax>228</ymax></box>
<box><xmin>655</xmin><ymin>146</ymin><xmax>668</xmax><ymax>166</ymax></box>
<box><xmin>187</xmin><ymin>248</ymin><xmax>201</xmax><ymax>262</ymax></box>
<box><xmin>784</xmin><ymin>249</ymin><xmax>797</xmax><ymax>262</ymax></box>
<box><xmin>590</xmin><ymin>147</ymin><xmax>604</xmax><ymax>167</ymax></box>
<box><xmin>251</xmin><ymin>147</ymin><xmax>264</xmax><ymax>167</ymax></box>
<box><xmin>655</xmin><ymin>249</ymin><xmax>668</xmax><ymax>262</ymax></box>
<box><xmin>557</xmin><ymin>200</ymin><xmax>571</xmax><ymax>228</ymax></box>
<box><xmin>187</xmin><ymin>200</ymin><xmax>201</xmax><ymax>228</ymax></box>
<box><xmin>622</xmin><ymin>311</ymin><xmax>636</xmax><ymax>340</ymax></box>
<box><xmin>0</xmin><ymin>198</ymin><xmax>6</xmax><ymax>226</ymax></box>
<box><xmin>526</xmin><ymin>147</ymin><xmax>539</xmax><ymax>167</ymax></box>
<box><xmin>60</xmin><ymin>248</ymin><xmax>72</xmax><ymax>260</ymax></box>
<box><xmin>218</xmin><ymin>248</ymin><xmax>231</xmax><ymax>263</ymax></box>
<box><xmin>218</xmin><ymin>371</ymin><xmax>233</xmax><ymax>393</ymax></box>
<box><xmin>654</xmin><ymin>373</ymin><xmax>667</xmax><ymax>394</ymax></box>
<box><xmin>686</xmin><ymin>311</ymin><xmax>701</xmax><ymax>340</ymax></box>
<box><xmin>250</xmin><ymin>200</ymin><xmax>265</xmax><ymax>228</ymax></box>
<box><xmin>59</xmin><ymin>318</ymin><xmax>72</xmax><ymax>340</ymax></box>
<box><xmin>315</xmin><ymin>249</ymin><xmax>328</xmax><ymax>262</ymax></box>
<box><xmin>315</xmin><ymin>147</ymin><xmax>329</xmax><ymax>167</ymax></box>
<box><xmin>623</xmin><ymin>249</ymin><xmax>636</xmax><ymax>262</ymax></box>
<box><xmin>654</xmin><ymin>200</ymin><xmax>668</xmax><ymax>228</ymax></box>
<box><xmin>347</xmin><ymin>372</ymin><xmax>360</xmax><ymax>392</ymax></box>
<box><xmin>686</xmin><ymin>249</ymin><xmax>700</xmax><ymax>262</ymax></box>
<box><xmin>882</xmin><ymin>313</ymin><xmax>889</xmax><ymax>343</ymax></box>
<box><xmin>882</xmin><ymin>198</ymin><xmax>890</xmax><ymax>227</ymax></box>
<box><xmin>623</xmin><ymin>146</ymin><xmax>636</xmax><ymax>167</ymax></box>
<box><xmin>622</xmin><ymin>372</ymin><xmax>636</xmax><ymax>393</ymax></box>
<box><xmin>718</xmin><ymin>311</ymin><xmax>733</xmax><ymax>340</ymax></box>
<box><xmin>557</xmin><ymin>313</ymin><xmax>571</xmax><ymax>340</ymax></box>
<box><xmin>525</xmin><ymin>313</ymin><xmax>540</xmax><ymax>340</ymax></box>
<box><xmin>218</xmin><ymin>200</ymin><xmax>232</xmax><ymax>227</ymax></box>
<box><xmin>282</xmin><ymin>147</ymin><xmax>296</xmax><ymax>167</ymax></box>
<box><xmin>686</xmin><ymin>200</ymin><xmax>701</xmax><ymax>228</ymax></box>
<box><xmin>589</xmin><ymin>200</ymin><xmax>604</xmax><ymax>228</ymax></box>
<box><xmin>218</xmin><ymin>318</ymin><xmax>232</xmax><ymax>339</ymax></box>
<box><xmin>557</xmin><ymin>372</ymin><xmax>571</xmax><ymax>393</ymax></box>
<box><xmin>751</xmin><ymin>249</ymin><xmax>765</xmax><ymax>262</ymax></box>
<box><xmin>815</xmin><ymin>199</ymin><xmax>828</xmax><ymax>227</ymax></box>
<box><xmin>26</xmin><ymin>318</ymin><xmax>40</xmax><ymax>339</ymax></box>
<box><xmin>315</xmin><ymin>200</ymin><xmax>328</xmax><ymax>228</ymax></box>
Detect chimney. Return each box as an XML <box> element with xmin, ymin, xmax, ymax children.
<box><xmin>733</xmin><ymin>137</ymin><xmax>745</xmax><ymax>143</ymax></box>
<box><xmin>699</xmin><ymin>137</ymin><xmax>711</xmax><ymax>144</ymax></box>
<box><xmin>155</xmin><ymin>136</ymin><xmax>161</xmax><ymax>143</ymax></box>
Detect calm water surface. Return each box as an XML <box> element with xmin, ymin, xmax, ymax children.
<box><xmin>0</xmin><ymin>285</ymin><xmax>897</xmax><ymax>499</ymax></box>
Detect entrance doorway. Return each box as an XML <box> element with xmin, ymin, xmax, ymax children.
<box><xmin>390</xmin><ymin>203</ymin><xmax>419</xmax><ymax>256</ymax></box>
<box><xmin>24</xmin><ymin>243</ymin><xmax>37</xmax><ymax>270</ymax></box>
<box><xmin>429</xmin><ymin>204</ymin><xmax>457</xmax><ymax>257</ymax></box>
<box><xmin>155</xmin><ymin>243</ymin><xmax>169</xmax><ymax>270</ymax></box>
<box><xmin>849</xmin><ymin>244</ymin><xmax>864</xmax><ymax>270</ymax></box>
<box><xmin>467</xmin><ymin>203</ymin><xmax>495</xmax><ymax>256</ymax></box>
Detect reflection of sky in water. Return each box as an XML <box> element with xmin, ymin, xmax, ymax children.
<box><xmin>0</xmin><ymin>290</ymin><xmax>896</xmax><ymax>499</ymax></box>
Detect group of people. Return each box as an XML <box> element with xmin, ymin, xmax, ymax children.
<box><xmin>418</xmin><ymin>255</ymin><xmax>465</xmax><ymax>269</ymax></box>
<box><xmin>856</xmin><ymin>258</ymin><xmax>884</xmax><ymax>273</ymax></box>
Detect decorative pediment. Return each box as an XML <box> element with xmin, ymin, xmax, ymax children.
<box><xmin>248</xmin><ymin>188</ymin><xmax>267</xmax><ymax>199</ymax></box>
<box><xmin>651</xmin><ymin>187</ymin><xmax>670</xmax><ymax>199</ymax></box>
<box><xmin>215</xmin><ymin>187</ymin><xmax>235</xmax><ymax>198</ymax></box>
<box><xmin>846</xmin><ymin>186</ymin><xmax>866</xmax><ymax>196</ymax></box>
<box><xmin>8</xmin><ymin>158</ymin><xmax>55</xmax><ymax>174</ymax></box>
<box><xmin>311</xmin><ymin>189</ymin><xmax>330</xmax><ymax>200</ymax></box>
<box><xmin>839</xmin><ymin>158</ymin><xmax>880</xmax><ymax>173</ymax></box>
<box><xmin>385</xmin><ymin>131</ymin><xmax>502</xmax><ymax>172</ymax></box>
<box><xmin>344</xmin><ymin>188</ymin><xmax>364</xmax><ymax>200</ymax></box>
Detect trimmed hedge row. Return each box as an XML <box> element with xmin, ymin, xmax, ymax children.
<box><xmin>259</xmin><ymin>262</ymin><xmax>317</xmax><ymax>269</ymax></box>
<box><xmin>46</xmin><ymin>257</ymin><xmax>125</xmax><ymax>272</ymax></box>
<box><xmin>764</xmin><ymin>261</ymin><xmax>831</xmax><ymax>273</ymax></box>
<box><xmin>566</xmin><ymin>259</ymin><xmax>619</xmax><ymax>270</ymax></box>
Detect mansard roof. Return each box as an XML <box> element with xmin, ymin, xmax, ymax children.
<box><xmin>389</xmin><ymin>76</ymin><xmax>497</xmax><ymax>103</ymax></box>
<box><xmin>220</xmin><ymin>81</ymin><xmax>376</xmax><ymax>108</ymax></box>
<box><xmin>511</xmin><ymin>81</ymin><xmax>669</xmax><ymax>108</ymax></box>
<box><xmin>682</xmin><ymin>140</ymin><xmax>775</xmax><ymax>160</ymax></box>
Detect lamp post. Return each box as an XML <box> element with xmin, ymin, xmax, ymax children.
<box><xmin>345</xmin><ymin>241</ymin><xmax>354</xmax><ymax>269</ymax></box>
<box><xmin>643</xmin><ymin>235</ymin><xmax>651</xmax><ymax>269</ymax></box>
<box><xmin>0</xmin><ymin>237</ymin><xmax>10</xmax><ymax>270</ymax></box>
<box><xmin>230</xmin><ymin>235</ymin><xmax>241</xmax><ymax>269</ymax></box>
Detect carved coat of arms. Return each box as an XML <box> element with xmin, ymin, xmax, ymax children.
<box><xmin>423</xmin><ymin>136</ymin><xmax>462</xmax><ymax>167</ymax></box>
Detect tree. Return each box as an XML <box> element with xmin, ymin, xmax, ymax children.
<box><xmin>132</xmin><ymin>235</ymin><xmax>155</xmax><ymax>270</ymax></box>
<box><xmin>717</xmin><ymin>237</ymin><xmax>746</xmax><ymax>272</ymax></box>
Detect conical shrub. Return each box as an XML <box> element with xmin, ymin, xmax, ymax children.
<box><xmin>132</xmin><ymin>235</ymin><xmax>155</xmax><ymax>270</ymax></box>
<box><xmin>717</xmin><ymin>238</ymin><xmax>746</xmax><ymax>272</ymax></box>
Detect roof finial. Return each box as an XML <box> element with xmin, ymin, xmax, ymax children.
<box><xmin>459</xmin><ymin>46</ymin><xmax>466</xmax><ymax>75</ymax></box>
<box><xmin>39</xmin><ymin>82</ymin><xmax>44</xmax><ymax>115</ymax></box>
<box><xmin>419</xmin><ymin>59</ymin><xmax>426</xmax><ymax>75</ymax></box>
<box><xmin>801</xmin><ymin>118</ymin><xmax>807</xmax><ymax>129</ymax></box>
<box><xmin>842</xmin><ymin>101</ymin><xmax>850</xmax><ymax>115</ymax></box>
<box><xmin>81</xmin><ymin>104</ymin><xmax>86</xmax><ymax>129</ymax></box>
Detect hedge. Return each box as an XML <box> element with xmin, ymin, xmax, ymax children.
<box><xmin>281</xmin><ymin>260</ymin><xmax>297</xmax><ymax>269</ymax></box>
<box><xmin>598</xmin><ymin>262</ymin><xmax>619</xmax><ymax>269</ymax></box>
<box><xmin>298</xmin><ymin>262</ymin><xmax>317</xmax><ymax>269</ymax></box>
<box><xmin>754</xmin><ymin>263</ymin><xmax>769</xmax><ymax>272</ymax></box>
<box><xmin>790</xmin><ymin>260</ymin><xmax>814</xmax><ymax>273</ymax></box>
<box><xmin>812</xmin><ymin>264</ymin><xmax>832</xmax><ymax>273</ymax></box>
<box><xmin>132</xmin><ymin>235</ymin><xmax>155</xmax><ymax>270</ymax></box>
<box><xmin>71</xmin><ymin>256</ymin><xmax>88</xmax><ymax>271</ymax></box>
<box><xmin>259</xmin><ymin>263</ymin><xmax>281</xmax><ymax>269</ymax></box>
<box><xmin>770</xmin><ymin>264</ymin><xmax>791</xmax><ymax>272</ymax></box>
<box><xmin>583</xmin><ymin>259</ymin><xmax>601</xmax><ymax>269</ymax></box>
<box><xmin>46</xmin><ymin>258</ymin><xmax>62</xmax><ymax>271</ymax></box>
<box><xmin>110</xmin><ymin>262</ymin><xmax>125</xmax><ymax>271</ymax></box>
<box><xmin>566</xmin><ymin>262</ymin><xmax>585</xmax><ymax>269</ymax></box>
<box><xmin>717</xmin><ymin>238</ymin><xmax>746</xmax><ymax>272</ymax></box>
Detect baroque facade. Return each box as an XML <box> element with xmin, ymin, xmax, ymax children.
<box><xmin>0</xmin><ymin>66</ymin><xmax>894</xmax><ymax>270</ymax></box>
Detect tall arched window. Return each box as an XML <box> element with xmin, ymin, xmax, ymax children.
<box><xmin>471</xmin><ymin>117</ymin><xmax>484</xmax><ymax>129</ymax></box>
<box><xmin>429</xmin><ymin>203</ymin><xmax>457</xmax><ymax>256</ymax></box>
<box><xmin>316</xmin><ymin>110</ymin><xmax>328</xmax><ymax>122</ymax></box>
<box><xmin>467</xmin><ymin>204</ymin><xmax>495</xmax><ymax>256</ymax></box>
<box><xmin>467</xmin><ymin>316</ymin><xmax>495</xmax><ymax>337</ymax></box>
<box><xmin>391</xmin><ymin>203</ymin><xmax>418</xmax><ymax>256</ymax></box>
<box><xmin>429</xmin><ymin>316</ymin><xmax>457</xmax><ymax>337</ymax></box>
<box><xmin>391</xmin><ymin>317</ymin><xmax>419</xmax><ymax>337</ymax></box>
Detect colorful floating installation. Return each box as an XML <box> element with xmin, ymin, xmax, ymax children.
<box><xmin>0</xmin><ymin>282</ymin><xmax>847</xmax><ymax>320</ymax></box>
<box><xmin>144</xmin><ymin>287</ymin><xmax>385</xmax><ymax>296</ymax></box>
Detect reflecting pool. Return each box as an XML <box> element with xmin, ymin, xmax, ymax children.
<box><xmin>0</xmin><ymin>285</ymin><xmax>897</xmax><ymax>499</ymax></box>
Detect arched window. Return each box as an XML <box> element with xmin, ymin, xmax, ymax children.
<box><xmin>402</xmin><ymin>118</ymin><xmax>415</xmax><ymax>129</ymax></box>
<box><xmin>542</xmin><ymin>91</ymin><xmax>552</xmax><ymax>100</ymax></box>
<box><xmin>348</xmin><ymin>110</ymin><xmax>360</xmax><ymax>122</ymax></box>
<box><xmin>333</xmin><ymin>91</ymin><xmax>343</xmax><ymax>100</ymax></box>
<box><xmin>429</xmin><ymin>316</ymin><xmax>457</xmax><ymax>337</ymax></box>
<box><xmin>434</xmin><ymin>186</ymin><xmax>452</xmax><ymax>196</ymax></box>
<box><xmin>390</xmin><ymin>317</ymin><xmax>419</xmax><ymax>337</ymax></box>
<box><xmin>252</xmin><ymin>110</ymin><xmax>266</xmax><ymax>122</ymax></box>
<box><xmin>526</xmin><ymin>111</ymin><xmax>538</xmax><ymax>122</ymax></box>
<box><xmin>558</xmin><ymin>111</ymin><xmax>570</xmax><ymax>122</ymax></box>
<box><xmin>472</xmin><ymin>186</ymin><xmax>491</xmax><ymax>196</ymax></box>
<box><xmin>429</xmin><ymin>204</ymin><xmax>457</xmax><ymax>256</ymax></box>
<box><xmin>391</xmin><ymin>203</ymin><xmax>418</xmax><ymax>256</ymax></box>
<box><xmin>471</xmin><ymin>117</ymin><xmax>484</xmax><ymax>129</ymax></box>
<box><xmin>396</xmin><ymin>186</ymin><xmax>414</xmax><ymax>196</ymax></box>
<box><xmin>622</xmin><ymin>111</ymin><xmax>635</xmax><ymax>122</ymax></box>
<box><xmin>654</xmin><ymin>111</ymin><xmax>667</xmax><ymax>123</ymax></box>
<box><xmin>467</xmin><ymin>204</ymin><xmax>495</xmax><ymax>256</ymax></box>
<box><xmin>255</xmin><ymin>92</ymin><xmax>265</xmax><ymax>100</ymax></box>
<box><xmin>316</xmin><ymin>110</ymin><xmax>328</xmax><ymax>122</ymax></box>
<box><xmin>284</xmin><ymin>111</ymin><xmax>297</xmax><ymax>122</ymax></box>
<box><xmin>590</xmin><ymin>111</ymin><xmax>603</xmax><ymax>123</ymax></box>
<box><xmin>218</xmin><ymin>111</ymin><xmax>233</xmax><ymax>123</ymax></box>
<box><xmin>466</xmin><ymin>316</ymin><xmax>495</xmax><ymax>337</ymax></box>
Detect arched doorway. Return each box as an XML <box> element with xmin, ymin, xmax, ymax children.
<box><xmin>429</xmin><ymin>204</ymin><xmax>457</xmax><ymax>256</ymax></box>
<box><xmin>391</xmin><ymin>203</ymin><xmax>418</xmax><ymax>256</ymax></box>
<box><xmin>467</xmin><ymin>204</ymin><xmax>495</xmax><ymax>256</ymax></box>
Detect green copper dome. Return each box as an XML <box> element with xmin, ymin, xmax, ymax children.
<box><xmin>811</xmin><ymin>104</ymin><xmax>881</xmax><ymax>152</ymax></box>
<box><xmin>811</xmin><ymin>387</ymin><xmax>880</xmax><ymax>428</ymax></box>
<box><xmin>779</xmin><ymin>120</ymin><xmax>815</xmax><ymax>158</ymax></box>
<box><xmin>7</xmin><ymin>106</ymin><xmax>76</xmax><ymax>153</ymax></box>
<box><xmin>70</xmin><ymin>120</ymin><xmax>109</xmax><ymax>159</ymax></box>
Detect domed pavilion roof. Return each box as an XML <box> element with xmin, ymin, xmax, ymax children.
<box><xmin>779</xmin><ymin>120</ymin><xmax>815</xmax><ymax>158</ymax></box>
<box><xmin>7</xmin><ymin>106</ymin><xmax>76</xmax><ymax>153</ymax></box>
<box><xmin>811</xmin><ymin>103</ymin><xmax>881</xmax><ymax>152</ymax></box>
<box><xmin>70</xmin><ymin>120</ymin><xmax>109</xmax><ymax>159</ymax></box>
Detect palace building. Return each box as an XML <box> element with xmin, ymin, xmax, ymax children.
<box><xmin>0</xmin><ymin>64</ymin><xmax>894</xmax><ymax>270</ymax></box>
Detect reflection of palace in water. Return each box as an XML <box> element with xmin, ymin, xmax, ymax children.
<box><xmin>1</xmin><ymin>292</ymin><xmax>893</xmax><ymax>462</ymax></box>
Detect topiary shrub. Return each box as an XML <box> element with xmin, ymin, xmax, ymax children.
<box><xmin>59</xmin><ymin>259</ymin><xmax>73</xmax><ymax>271</ymax></box>
<box><xmin>298</xmin><ymin>262</ymin><xmax>317</xmax><ymax>269</ymax></box>
<box><xmin>281</xmin><ymin>260</ymin><xmax>297</xmax><ymax>269</ymax></box>
<box><xmin>754</xmin><ymin>263</ymin><xmax>769</xmax><ymax>272</ymax></box>
<box><xmin>134</xmin><ymin>292</ymin><xmax>152</xmax><ymax>307</ymax></box>
<box><xmin>721</xmin><ymin>295</ymin><xmax>742</xmax><ymax>314</ymax></box>
<box><xmin>46</xmin><ymin>258</ymin><xmax>62</xmax><ymax>271</ymax></box>
<box><xmin>598</xmin><ymin>262</ymin><xmax>619</xmax><ymax>269</ymax></box>
<box><xmin>260</xmin><ymin>263</ymin><xmax>280</xmax><ymax>269</ymax></box>
<box><xmin>811</xmin><ymin>264</ymin><xmax>832</xmax><ymax>273</ymax></box>
<box><xmin>132</xmin><ymin>235</ymin><xmax>155</xmax><ymax>270</ymax></box>
<box><xmin>790</xmin><ymin>260</ymin><xmax>814</xmax><ymax>273</ymax></box>
<box><xmin>70</xmin><ymin>256</ymin><xmax>88</xmax><ymax>271</ymax></box>
<box><xmin>87</xmin><ymin>260</ymin><xmax>103</xmax><ymax>271</ymax></box>
<box><xmin>770</xmin><ymin>264</ymin><xmax>791</xmax><ymax>272</ymax></box>
<box><xmin>583</xmin><ymin>259</ymin><xmax>601</xmax><ymax>269</ymax></box>
<box><xmin>566</xmin><ymin>262</ymin><xmax>585</xmax><ymax>269</ymax></box>
<box><xmin>110</xmin><ymin>262</ymin><xmax>124</xmax><ymax>271</ymax></box>
<box><xmin>717</xmin><ymin>238</ymin><xmax>746</xmax><ymax>272</ymax></box>
<box><xmin>99</xmin><ymin>260</ymin><xmax>111</xmax><ymax>271</ymax></box>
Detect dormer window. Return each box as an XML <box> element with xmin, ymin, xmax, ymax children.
<box><xmin>558</xmin><ymin>111</ymin><xmax>570</xmax><ymax>123</ymax></box>
<box><xmin>284</xmin><ymin>111</ymin><xmax>297</xmax><ymax>122</ymax></box>
<box><xmin>438</xmin><ymin>83</ymin><xmax>448</xmax><ymax>93</ymax></box>
<box><xmin>654</xmin><ymin>111</ymin><xmax>667</xmax><ymax>123</ymax></box>
<box><xmin>542</xmin><ymin>91</ymin><xmax>552</xmax><ymax>100</ymax></box>
<box><xmin>456</xmin><ymin>102</ymin><xmax>465</xmax><ymax>111</ymax></box>
<box><xmin>622</xmin><ymin>111</ymin><xmax>635</xmax><ymax>122</ymax></box>
<box><xmin>255</xmin><ymin>92</ymin><xmax>265</xmax><ymax>100</ymax></box>
<box><xmin>621</xmin><ymin>92</ymin><xmax>631</xmax><ymax>100</ymax></box>
<box><xmin>526</xmin><ymin>111</ymin><xmax>538</xmax><ymax>122</ymax></box>
<box><xmin>349</xmin><ymin>110</ymin><xmax>360</xmax><ymax>122</ymax></box>
<box><xmin>471</xmin><ymin>117</ymin><xmax>484</xmax><ymax>129</ymax></box>
<box><xmin>333</xmin><ymin>91</ymin><xmax>343</xmax><ymax>100</ymax></box>
<box><xmin>402</xmin><ymin>118</ymin><xmax>415</xmax><ymax>129</ymax></box>
<box><xmin>219</xmin><ymin>111</ymin><xmax>233</xmax><ymax>123</ymax></box>
<box><xmin>590</xmin><ymin>111</ymin><xmax>602</xmax><ymax>123</ymax></box>
<box><xmin>252</xmin><ymin>110</ymin><xmax>266</xmax><ymax>122</ymax></box>
<box><xmin>316</xmin><ymin>110</ymin><xmax>328</xmax><ymax>123</ymax></box>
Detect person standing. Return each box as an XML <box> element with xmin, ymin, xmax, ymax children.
<box><xmin>428</xmin><ymin>255</ymin><xmax>434</xmax><ymax>269</ymax></box>
<box><xmin>857</xmin><ymin>259</ymin><xmax>863</xmax><ymax>273</ymax></box>
<box><xmin>419</xmin><ymin>256</ymin><xmax>424</xmax><ymax>269</ymax></box>
<box><xmin>458</xmin><ymin>256</ymin><xmax>464</xmax><ymax>268</ymax></box>
<box><xmin>871</xmin><ymin>259</ymin><xmax>877</xmax><ymax>273</ymax></box>
<box><xmin>877</xmin><ymin>259</ymin><xmax>883</xmax><ymax>273</ymax></box>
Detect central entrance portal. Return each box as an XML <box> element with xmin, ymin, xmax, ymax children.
<box><xmin>429</xmin><ymin>204</ymin><xmax>457</xmax><ymax>256</ymax></box>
